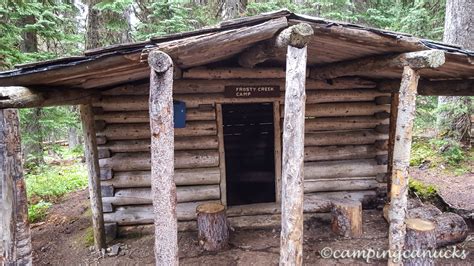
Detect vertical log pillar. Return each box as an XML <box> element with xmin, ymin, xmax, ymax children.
<box><xmin>388</xmin><ymin>66</ymin><xmax>419</xmax><ymax>264</ymax></box>
<box><xmin>279</xmin><ymin>23</ymin><xmax>313</xmax><ymax>266</ymax></box>
<box><xmin>148</xmin><ymin>50</ymin><xmax>178</xmax><ymax>265</ymax></box>
<box><xmin>388</xmin><ymin>49</ymin><xmax>445</xmax><ymax>265</ymax></box>
<box><xmin>0</xmin><ymin>109</ymin><xmax>32</xmax><ymax>264</ymax></box>
<box><xmin>79</xmin><ymin>104</ymin><xmax>106</xmax><ymax>251</ymax></box>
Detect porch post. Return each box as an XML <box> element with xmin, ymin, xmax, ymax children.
<box><xmin>148</xmin><ymin>50</ymin><xmax>178</xmax><ymax>265</ymax></box>
<box><xmin>279</xmin><ymin>23</ymin><xmax>313</xmax><ymax>266</ymax></box>
<box><xmin>387</xmin><ymin>50</ymin><xmax>445</xmax><ymax>265</ymax></box>
<box><xmin>79</xmin><ymin>104</ymin><xmax>106</xmax><ymax>251</ymax></box>
<box><xmin>0</xmin><ymin>109</ymin><xmax>32</xmax><ymax>265</ymax></box>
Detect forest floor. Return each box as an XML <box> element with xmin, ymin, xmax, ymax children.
<box><xmin>31</xmin><ymin>188</ymin><xmax>474</xmax><ymax>265</ymax></box>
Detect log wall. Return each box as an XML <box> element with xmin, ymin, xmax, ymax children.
<box><xmin>93</xmin><ymin>76</ymin><xmax>389</xmax><ymax>230</ymax></box>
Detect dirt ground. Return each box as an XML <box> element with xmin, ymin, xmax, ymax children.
<box><xmin>410</xmin><ymin>166</ymin><xmax>474</xmax><ymax>215</ymax></box>
<box><xmin>31</xmin><ymin>189</ymin><xmax>473</xmax><ymax>265</ymax></box>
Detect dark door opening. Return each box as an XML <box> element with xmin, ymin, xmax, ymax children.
<box><xmin>222</xmin><ymin>103</ymin><xmax>276</xmax><ymax>206</ymax></box>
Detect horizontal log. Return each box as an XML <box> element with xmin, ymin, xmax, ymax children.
<box><xmin>104</xmin><ymin>200</ymin><xmax>221</xmax><ymax>224</ymax></box>
<box><xmin>98</xmin><ymin>90</ymin><xmax>388</xmax><ymax>110</ymax></box>
<box><xmin>304</xmin><ymin>178</ymin><xmax>380</xmax><ymax>193</ymax></box>
<box><xmin>115</xmin><ymin>191</ymin><xmax>379</xmax><ymax>229</ymax></box>
<box><xmin>94</xmin><ymin>95</ymin><xmax>148</xmax><ymax>111</ymax></box>
<box><xmin>94</xmin><ymin>108</ymin><xmax>215</xmax><ymax>123</ymax></box>
<box><xmin>183</xmin><ymin>67</ymin><xmax>288</xmax><ymax>79</ymax></box>
<box><xmin>305</xmin><ymin>116</ymin><xmax>389</xmax><ymax>131</ymax></box>
<box><xmin>99</xmin><ymin>135</ymin><xmax>219</xmax><ymax>152</ymax></box>
<box><xmin>306</xmin><ymin>89</ymin><xmax>389</xmax><ymax>103</ymax></box>
<box><xmin>310</xmin><ymin>50</ymin><xmax>445</xmax><ymax>79</ymax></box>
<box><xmin>304</xmin><ymin>145</ymin><xmax>387</xmax><ymax>162</ymax></box>
<box><xmin>102</xmin><ymin>77</ymin><xmax>377</xmax><ymax>96</ymax></box>
<box><xmin>101</xmin><ymin>168</ymin><xmax>221</xmax><ymax>187</ymax></box>
<box><xmin>304</xmin><ymin>159</ymin><xmax>387</xmax><ymax>179</ymax></box>
<box><xmin>0</xmin><ymin>86</ymin><xmax>99</xmax><ymax>108</ymax></box>
<box><xmin>305</xmin><ymin>130</ymin><xmax>388</xmax><ymax>146</ymax></box>
<box><xmin>102</xmin><ymin>185</ymin><xmax>220</xmax><ymax>205</ymax></box>
<box><xmin>304</xmin><ymin>102</ymin><xmax>390</xmax><ymax>117</ymax></box>
<box><xmin>97</xmin><ymin>121</ymin><xmax>217</xmax><ymax>140</ymax></box>
<box><xmin>378</xmin><ymin>79</ymin><xmax>474</xmax><ymax>96</ymax></box>
<box><xmin>99</xmin><ymin>150</ymin><xmax>219</xmax><ymax>171</ymax></box>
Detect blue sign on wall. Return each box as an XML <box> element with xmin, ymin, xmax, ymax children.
<box><xmin>174</xmin><ymin>101</ymin><xmax>186</xmax><ymax>128</ymax></box>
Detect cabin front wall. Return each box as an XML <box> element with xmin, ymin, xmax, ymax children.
<box><xmin>93</xmin><ymin>75</ymin><xmax>390</xmax><ymax>230</ymax></box>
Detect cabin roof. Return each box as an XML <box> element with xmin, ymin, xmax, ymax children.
<box><xmin>0</xmin><ymin>10</ymin><xmax>473</xmax><ymax>90</ymax></box>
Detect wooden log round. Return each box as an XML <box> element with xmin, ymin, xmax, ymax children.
<box><xmin>330</xmin><ymin>200</ymin><xmax>363</xmax><ymax>238</ymax></box>
<box><xmin>434</xmin><ymin>212</ymin><xmax>468</xmax><ymax>248</ymax></box>
<box><xmin>404</xmin><ymin>218</ymin><xmax>436</xmax><ymax>266</ymax></box>
<box><xmin>196</xmin><ymin>203</ymin><xmax>230</xmax><ymax>251</ymax></box>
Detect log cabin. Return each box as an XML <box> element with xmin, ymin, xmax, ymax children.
<box><xmin>0</xmin><ymin>10</ymin><xmax>473</xmax><ymax>264</ymax></box>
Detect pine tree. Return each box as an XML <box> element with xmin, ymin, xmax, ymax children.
<box><xmin>437</xmin><ymin>0</ymin><xmax>472</xmax><ymax>146</ymax></box>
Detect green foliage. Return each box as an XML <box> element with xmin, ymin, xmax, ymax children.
<box><xmin>414</xmin><ymin>96</ymin><xmax>438</xmax><ymax>135</ymax></box>
<box><xmin>409</xmin><ymin>179</ymin><xmax>438</xmax><ymax>200</ymax></box>
<box><xmin>410</xmin><ymin>137</ymin><xmax>469</xmax><ymax>171</ymax></box>
<box><xmin>26</xmin><ymin>163</ymin><xmax>88</xmax><ymax>203</ymax></box>
<box><xmin>83</xmin><ymin>227</ymin><xmax>95</xmax><ymax>247</ymax></box>
<box><xmin>0</xmin><ymin>0</ymin><xmax>82</xmax><ymax>69</ymax></box>
<box><xmin>28</xmin><ymin>200</ymin><xmax>52</xmax><ymax>223</ymax></box>
<box><xmin>25</xmin><ymin>150</ymin><xmax>88</xmax><ymax>222</ymax></box>
<box><xmin>19</xmin><ymin>106</ymin><xmax>80</xmax><ymax>169</ymax></box>
<box><xmin>134</xmin><ymin>1</ymin><xmax>217</xmax><ymax>40</ymax></box>
<box><xmin>410</xmin><ymin>138</ymin><xmax>438</xmax><ymax>166</ymax></box>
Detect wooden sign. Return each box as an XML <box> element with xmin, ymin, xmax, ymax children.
<box><xmin>224</xmin><ymin>86</ymin><xmax>280</xmax><ymax>98</ymax></box>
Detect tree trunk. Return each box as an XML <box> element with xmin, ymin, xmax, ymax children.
<box><xmin>280</xmin><ymin>24</ymin><xmax>313</xmax><ymax>266</ymax></box>
<box><xmin>68</xmin><ymin>106</ymin><xmax>80</xmax><ymax>149</ymax></box>
<box><xmin>434</xmin><ymin>212</ymin><xmax>468</xmax><ymax>248</ymax></box>
<box><xmin>0</xmin><ymin>109</ymin><xmax>32</xmax><ymax>265</ymax></box>
<box><xmin>437</xmin><ymin>0</ymin><xmax>473</xmax><ymax>146</ymax></box>
<box><xmin>388</xmin><ymin>66</ymin><xmax>419</xmax><ymax>264</ymax></box>
<box><xmin>404</xmin><ymin>218</ymin><xmax>436</xmax><ymax>266</ymax></box>
<box><xmin>196</xmin><ymin>203</ymin><xmax>229</xmax><ymax>251</ymax></box>
<box><xmin>80</xmin><ymin>104</ymin><xmax>106</xmax><ymax>251</ymax></box>
<box><xmin>220</xmin><ymin>0</ymin><xmax>245</xmax><ymax>20</ymax></box>
<box><xmin>19</xmin><ymin>15</ymin><xmax>44</xmax><ymax>165</ymax></box>
<box><xmin>148</xmin><ymin>51</ymin><xmax>178</xmax><ymax>265</ymax></box>
<box><xmin>331</xmin><ymin>200</ymin><xmax>362</xmax><ymax>238</ymax></box>
<box><xmin>85</xmin><ymin>0</ymin><xmax>101</xmax><ymax>50</ymax></box>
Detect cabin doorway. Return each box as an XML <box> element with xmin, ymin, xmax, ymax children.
<box><xmin>222</xmin><ymin>103</ymin><xmax>276</xmax><ymax>206</ymax></box>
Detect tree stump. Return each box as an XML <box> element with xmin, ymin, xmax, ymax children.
<box><xmin>331</xmin><ymin>200</ymin><xmax>362</xmax><ymax>238</ymax></box>
<box><xmin>404</xmin><ymin>218</ymin><xmax>436</xmax><ymax>266</ymax></box>
<box><xmin>434</xmin><ymin>212</ymin><xmax>468</xmax><ymax>248</ymax></box>
<box><xmin>196</xmin><ymin>203</ymin><xmax>229</xmax><ymax>251</ymax></box>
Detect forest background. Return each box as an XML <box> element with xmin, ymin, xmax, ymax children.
<box><xmin>0</xmin><ymin>0</ymin><xmax>471</xmax><ymax>221</ymax></box>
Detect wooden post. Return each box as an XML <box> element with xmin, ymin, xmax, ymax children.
<box><xmin>386</xmin><ymin>91</ymin><xmax>399</xmax><ymax>200</ymax></box>
<box><xmin>148</xmin><ymin>50</ymin><xmax>178</xmax><ymax>265</ymax></box>
<box><xmin>216</xmin><ymin>104</ymin><xmax>227</xmax><ymax>206</ymax></box>
<box><xmin>388</xmin><ymin>66</ymin><xmax>419</xmax><ymax>264</ymax></box>
<box><xmin>0</xmin><ymin>109</ymin><xmax>32</xmax><ymax>264</ymax></box>
<box><xmin>387</xmin><ymin>51</ymin><xmax>445</xmax><ymax>265</ymax></box>
<box><xmin>79</xmin><ymin>104</ymin><xmax>106</xmax><ymax>251</ymax></box>
<box><xmin>279</xmin><ymin>23</ymin><xmax>313</xmax><ymax>266</ymax></box>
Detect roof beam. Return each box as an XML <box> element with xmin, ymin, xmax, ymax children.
<box><xmin>378</xmin><ymin>79</ymin><xmax>474</xmax><ymax>96</ymax></box>
<box><xmin>142</xmin><ymin>17</ymin><xmax>288</xmax><ymax>69</ymax></box>
<box><xmin>238</xmin><ymin>23</ymin><xmax>314</xmax><ymax>68</ymax></box>
<box><xmin>0</xmin><ymin>87</ymin><xmax>100</xmax><ymax>109</ymax></box>
<box><xmin>310</xmin><ymin>50</ymin><xmax>446</xmax><ymax>80</ymax></box>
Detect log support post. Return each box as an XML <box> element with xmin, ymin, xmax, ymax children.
<box><xmin>0</xmin><ymin>109</ymin><xmax>32</xmax><ymax>264</ymax></box>
<box><xmin>387</xmin><ymin>50</ymin><xmax>445</xmax><ymax>265</ymax></box>
<box><xmin>79</xmin><ymin>104</ymin><xmax>106</xmax><ymax>250</ymax></box>
<box><xmin>148</xmin><ymin>50</ymin><xmax>178</xmax><ymax>265</ymax></box>
<box><xmin>279</xmin><ymin>23</ymin><xmax>313</xmax><ymax>266</ymax></box>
